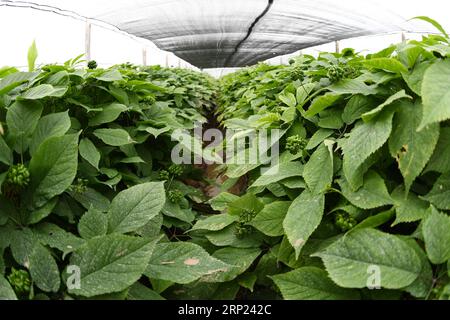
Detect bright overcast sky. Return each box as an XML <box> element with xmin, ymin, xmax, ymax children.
<box><xmin>0</xmin><ymin>0</ymin><xmax>449</xmax><ymax>70</ymax></box>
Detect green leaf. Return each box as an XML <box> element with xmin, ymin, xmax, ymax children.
<box><xmin>391</xmin><ymin>187</ymin><xmax>429</xmax><ymax>225</ymax></box>
<box><xmin>20</xmin><ymin>84</ymin><xmax>67</xmax><ymax>99</ymax></box>
<box><xmin>29</xmin><ymin>111</ymin><xmax>71</xmax><ymax>155</ymax></box>
<box><xmin>328</xmin><ymin>78</ymin><xmax>378</xmax><ymax>95</ymax></box>
<box><xmin>228</xmin><ymin>193</ymin><xmax>264</xmax><ymax>217</ymax></box>
<box><xmin>145</xmin><ymin>242</ymin><xmax>230</xmax><ymax>284</ymax></box>
<box><xmin>423</xmin><ymin>207</ymin><xmax>450</xmax><ymax>264</ymax></box>
<box><xmin>10</xmin><ymin>228</ymin><xmax>60</xmax><ymax>292</ymax></box>
<box><xmin>190</xmin><ymin>214</ymin><xmax>237</xmax><ymax>232</ymax></box>
<box><xmin>314</xmin><ymin>228</ymin><xmax>422</xmax><ymax>289</ymax></box>
<box><xmin>283</xmin><ymin>190</ymin><xmax>325</xmax><ymax>258</ymax></box>
<box><xmin>27</xmin><ymin>40</ymin><xmax>38</xmax><ymax>72</ymax></box>
<box><xmin>0</xmin><ymin>71</ymin><xmax>36</xmax><ymax>95</ymax></box>
<box><xmin>108</xmin><ymin>182</ymin><xmax>166</xmax><ymax>234</ymax></box>
<box><xmin>29</xmin><ymin>244</ymin><xmax>60</xmax><ymax>292</ymax></box>
<box><xmin>0</xmin><ymin>274</ymin><xmax>17</xmax><ymax>300</ymax></box>
<box><xmin>388</xmin><ymin>101</ymin><xmax>439</xmax><ymax>192</ymax></box>
<box><xmin>305</xmin><ymin>93</ymin><xmax>341</xmax><ymax>117</ymax></box>
<box><xmin>108</xmin><ymin>85</ymin><xmax>129</xmax><ymax>105</ymax></box>
<box><xmin>70</xmin><ymin>187</ymin><xmax>110</xmax><ymax>212</ymax></box>
<box><xmin>343</xmin><ymin>148</ymin><xmax>382</xmax><ymax>191</ymax></box>
<box><xmin>271</xmin><ymin>267</ymin><xmax>360</xmax><ymax>300</ymax></box>
<box><xmin>250</xmin><ymin>201</ymin><xmax>291</xmax><ymax>237</ymax></box>
<box><xmin>421</xmin><ymin>173</ymin><xmax>450</xmax><ymax>210</ymax></box>
<box><xmin>93</xmin><ymin>128</ymin><xmax>135</xmax><ymax>146</ymax></box>
<box><xmin>68</xmin><ymin>234</ymin><xmax>158</xmax><ymax>297</ymax></box>
<box><xmin>342</xmin><ymin>95</ymin><xmax>377</xmax><ymax>125</ymax></box>
<box><xmin>305</xmin><ymin>128</ymin><xmax>333</xmax><ymax>150</ymax></box>
<box><xmin>303</xmin><ymin>142</ymin><xmax>333</xmax><ymax>194</ymax></box>
<box><xmin>33</xmin><ymin>223</ymin><xmax>85</xmax><ymax>255</ymax></box>
<box><xmin>402</xmin><ymin>61</ymin><xmax>430</xmax><ymax>96</ymax></box>
<box><xmin>419</xmin><ymin>60</ymin><xmax>450</xmax><ymax>130</ymax></box>
<box><xmin>340</xmin><ymin>110</ymin><xmax>394</xmax><ymax>183</ymax></box>
<box><xmin>338</xmin><ymin>171</ymin><xmax>392</xmax><ymax>209</ymax></box>
<box><xmin>205</xmin><ymin>225</ymin><xmax>263</xmax><ymax>249</ymax></box>
<box><xmin>412</xmin><ymin>16</ymin><xmax>449</xmax><ymax>38</ymax></box>
<box><xmin>10</xmin><ymin>228</ymin><xmax>38</xmax><ymax>267</ymax></box>
<box><xmin>426</xmin><ymin>127</ymin><xmax>450</xmax><ymax>173</ymax></box>
<box><xmin>362</xmin><ymin>58</ymin><xmax>408</xmax><ymax>73</ymax></box>
<box><xmin>209</xmin><ymin>192</ymin><xmax>240</xmax><ymax>211</ymax></box>
<box><xmin>162</xmin><ymin>202</ymin><xmax>195</xmax><ymax>223</ymax></box>
<box><xmin>88</xmin><ymin>103</ymin><xmax>128</xmax><ymax>126</ymax></box>
<box><xmin>27</xmin><ymin>133</ymin><xmax>79</xmax><ymax>209</ymax></box>
<box><xmin>250</xmin><ymin>161</ymin><xmax>303</xmax><ymax>188</ymax></box>
<box><xmin>279</xmin><ymin>92</ymin><xmax>296</xmax><ymax>108</ymax></box>
<box><xmin>402</xmin><ymin>238</ymin><xmax>433</xmax><ymax>298</ymax></box>
<box><xmin>27</xmin><ymin>197</ymin><xmax>58</xmax><ymax>225</ymax></box>
<box><xmin>78</xmin><ymin>207</ymin><xmax>108</xmax><ymax>239</ymax></box>
<box><xmin>296</xmin><ymin>83</ymin><xmax>316</xmax><ymax>106</ymax></box>
<box><xmin>6</xmin><ymin>100</ymin><xmax>43</xmax><ymax>153</ymax></box>
<box><xmin>0</xmin><ymin>135</ymin><xmax>13</xmax><ymax>165</ymax></box>
<box><xmin>127</xmin><ymin>282</ymin><xmax>165</xmax><ymax>300</ymax></box>
<box><xmin>206</xmin><ymin>247</ymin><xmax>261</xmax><ymax>282</ymax></box>
<box><xmin>353</xmin><ymin>209</ymin><xmax>395</xmax><ymax>230</ymax></box>
<box><xmin>94</xmin><ymin>70</ymin><xmax>123</xmax><ymax>82</ymax></box>
<box><xmin>79</xmin><ymin>138</ymin><xmax>101</xmax><ymax>170</ymax></box>
<box><xmin>361</xmin><ymin>90</ymin><xmax>411</xmax><ymax>122</ymax></box>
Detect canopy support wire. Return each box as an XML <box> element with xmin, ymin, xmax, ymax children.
<box><xmin>223</xmin><ymin>0</ymin><xmax>274</xmax><ymax>67</ymax></box>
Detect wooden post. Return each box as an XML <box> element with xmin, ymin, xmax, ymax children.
<box><xmin>165</xmin><ymin>54</ymin><xmax>169</xmax><ymax>67</ymax></box>
<box><xmin>85</xmin><ymin>21</ymin><xmax>91</xmax><ymax>62</ymax></box>
<box><xmin>335</xmin><ymin>41</ymin><xmax>340</xmax><ymax>53</ymax></box>
<box><xmin>401</xmin><ymin>32</ymin><xmax>406</xmax><ymax>42</ymax></box>
<box><xmin>142</xmin><ymin>47</ymin><xmax>147</xmax><ymax>66</ymax></box>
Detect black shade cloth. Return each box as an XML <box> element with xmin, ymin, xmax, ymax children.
<box><xmin>1</xmin><ymin>0</ymin><xmax>426</xmax><ymax>68</ymax></box>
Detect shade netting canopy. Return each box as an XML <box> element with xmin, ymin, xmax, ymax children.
<box><xmin>0</xmin><ymin>0</ymin><xmax>436</xmax><ymax>68</ymax></box>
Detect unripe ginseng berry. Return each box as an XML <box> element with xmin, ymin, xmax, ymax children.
<box><xmin>6</xmin><ymin>164</ymin><xmax>30</xmax><ymax>188</ymax></box>
<box><xmin>87</xmin><ymin>60</ymin><xmax>98</xmax><ymax>69</ymax></box>
<box><xmin>7</xmin><ymin>268</ymin><xmax>31</xmax><ymax>296</ymax></box>
<box><xmin>285</xmin><ymin>135</ymin><xmax>307</xmax><ymax>155</ymax></box>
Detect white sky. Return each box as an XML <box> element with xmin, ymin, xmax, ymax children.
<box><xmin>0</xmin><ymin>1</ymin><xmax>449</xmax><ymax>71</ymax></box>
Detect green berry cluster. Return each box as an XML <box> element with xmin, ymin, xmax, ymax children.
<box><xmin>6</xmin><ymin>164</ymin><xmax>30</xmax><ymax>188</ymax></box>
<box><xmin>334</xmin><ymin>211</ymin><xmax>357</xmax><ymax>232</ymax></box>
<box><xmin>327</xmin><ymin>64</ymin><xmax>358</xmax><ymax>83</ymax></box>
<box><xmin>141</xmin><ymin>95</ymin><xmax>156</xmax><ymax>104</ymax></box>
<box><xmin>234</xmin><ymin>209</ymin><xmax>257</xmax><ymax>238</ymax></box>
<box><xmin>285</xmin><ymin>135</ymin><xmax>307</xmax><ymax>155</ymax></box>
<box><xmin>7</xmin><ymin>268</ymin><xmax>31</xmax><ymax>296</ymax></box>
<box><xmin>291</xmin><ymin>66</ymin><xmax>305</xmax><ymax>81</ymax></box>
<box><xmin>69</xmin><ymin>178</ymin><xmax>89</xmax><ymax>194</ymax></box>
<box><xmin>159</xmin><ymin>170</ymin><xmax>170</xmax><ymax>181</ymax></box>
<box><xmin>158</xmin><ymin>170</ymin><xmax>170</xmax><ymax>181</ymax></box>
<box><xmin>87</xmin><ymin>60</ymin><xmax>97</xmax><ymax>69</ymax></box>
<box><xmin>168</xmin><ymin>164</ymin><xmax>183</xmax><ymax>177</ymax></box>
<box><xmin>239</xmin><ymin>209</ymin><xmax>257</xmax><ymax>224</ymax></box>
<box><xmin>235</xmin><ymin>224</ymin><xmax>253</xmax><ymax>238</ymax></box>
<box><xmin>327</xmin><ymin>65</ymin><xmax>345</xmax><ymax>83</ymax></box>
<box><xmin>168</xmin><ymin>189</ymin><xmax>184</xmax><ymax>203</ymax></box>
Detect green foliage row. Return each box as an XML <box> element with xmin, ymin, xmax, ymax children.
<box><xmin>207</xmin><ymin>18</ymin><xmax>450</xmax><ymax>300</ymax></box>
<box><xmin>0</xmin><ymin>54</ymin><xmax>220</xmax><ymax>300</ymax></box>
